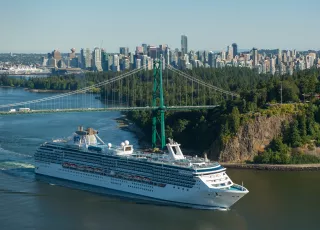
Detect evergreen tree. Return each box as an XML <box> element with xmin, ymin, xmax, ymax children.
<box><xmin>229</xmin><ymin>107</ymin><xmax>240</xmax><ymax>133</ymax></box>
<box><xmin>297</xmin><ymin>114</ymin><xmax>307</xmax><ymax>142</ymax></box>
<box><xmin>290</xmin><ymin>120</ymin><xmax>302</xmax><ymax>147</ymax></box>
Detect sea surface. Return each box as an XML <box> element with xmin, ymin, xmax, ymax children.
<box><xmin>0</xmin><ymin>88</ymin><xmax>319</xmax><ymax>230</ymax></box>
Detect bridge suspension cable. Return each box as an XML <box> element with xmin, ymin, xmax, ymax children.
<box><xmin>166</xmin><ymin>64</ymin><xmax>240</xmax><ymax>98</ymax></box>
<box><xmin>0</xmin><ymin>65</ymin><xmax>147</xmax><ymax>109</ymax></box>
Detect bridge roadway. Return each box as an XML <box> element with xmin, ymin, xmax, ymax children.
<box><xmin>0</xmin><ymin>105</ymin><xmax>219</xmax><ymax>115</ymax></box>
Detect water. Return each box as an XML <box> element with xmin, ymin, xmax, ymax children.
<box><xmin>0</xmin><ymin>87</ymin><xmax>104</xmax><ymax>112</ymax></box>
<box><xmin>0</xmin><ymin>88</ymin><xmax>319</xmax><ymax>230</ymax></box>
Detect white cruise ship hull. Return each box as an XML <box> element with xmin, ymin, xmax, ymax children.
<box><xmin>35</xmin><ymin>162</ymin><xmax>246</xmax><ymax>209</ymax></box>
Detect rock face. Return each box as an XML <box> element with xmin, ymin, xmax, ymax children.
<box><xmin>208</xmin><ymin>115</ymin><xmax>293</xmax><ymax>162</ymax></box>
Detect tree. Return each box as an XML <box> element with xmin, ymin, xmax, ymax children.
<box><xmin>297</xmin><ymin>114</ymin><xmax>307</xmax><ymax>142</ymax></box>
<box><xmin>229</xmin><ymin>107</ymin><xmax>240</xmax><ymax>133</ymax></box>
<box><xmin>290</xmin><ymin>120</ymin><xmax>302</xmax><ymax>147</ymax></box>
<box><xmin>281</xmin><ymin>80</ymin><xmax>300</xmax><ymax>102</ymax></box>
<box><xmin>174</xmin><ymin>119</ymin><xmax>189</xmax><ymax>133</ymax></box>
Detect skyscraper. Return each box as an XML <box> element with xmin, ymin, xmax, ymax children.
<box><xmin>270</xmin><ymin>56</ymin><xmax>276</xmax><ymax>75</ymax></box>
<box><xmin>148</xmin><ymin>46</ymin><xmax>158</xmax><ymax>59</ymax></box>
<box><xmin>135</xmin><ymin>46</ymin><xmax>143</xmax><ymax>55</ymax></box>
<box><xmin>232</xmin><ymin>43</ymin><xmax>238</xmax><ymax>58</ymax></box>
<box><xmin>112</xmin><ymin>54</ymin><xmax>119</xmax><ymax>72</ymax></box>
<box><xmin>277</xmin><ymin>49</ymin><xmax>282</xmax><ymax>64</ymax></box>
<box><xmin>164</xmin><ymin>47</ymin><xmax>170</xmax><ymax>65</ymax></box>
<box><xmin>135</xmin><ymin>58</ymin><xmax>141</xmax><ymax>69</ymax></box>
<box><xmin>120</xmin><ymin>47</ymin><xmax>129</xmax><ymax>56</ymax></box>
<box><xmin>252</xmin><ymin>48</ymin><xmax>258</xmax><ymax>66</ymax></box>
<box><xmin>141</xmin><ymin>55</ymin><xmax>148</xmax><ymax>70</ymax></box>
<box><xmin>227</xmin><ymin>45</ymin><xmax>233</xmax><ymax>60</ymax></box>
<box><xmin>80</xmin><ymin>48</ymin><xmax>92</xmax><ymax>69</ymax></box>
<box><xmin>221</xmin><ymin>51</ymin><xmax>226</xmax><ymax>60</ymax></box>
<box><xmin>208</xmin><ymin>52</ymin><xmax>215</xmax><ymax>68</ymax></box>
<box><xmin>181</xmin><ymin>35</ymin><xmax>188</xmax><ymax>55</ymax></box>
<box><xmin>92</xmin><ymin>47</ymin><xmax>103</xmax><ymax>71</ymax></box>
<box><xmin>142</xmin><ymin>44</ymin><xmax>148</xmax><ymax>55</ymax></box>
<box><xmin>101</xmin><ymin>50</ymin><xmax>109</xmax><ymax>71</ymax></box>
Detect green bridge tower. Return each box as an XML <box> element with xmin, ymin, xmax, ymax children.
<box><xmin>152</xmin><ymin>58</ymin><xmax>166</xmax><ymax>149</ymax></box>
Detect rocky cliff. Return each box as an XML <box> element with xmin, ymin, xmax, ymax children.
<box><xmin>208</xmin><ymin>114</ymin><xmax>293</xmax><ymax>162</ymax></box>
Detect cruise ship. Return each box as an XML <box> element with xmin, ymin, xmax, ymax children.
<box><xmin>34</xmin><ymin>126</ymin><xmax>248</xmax><ymax>209</ymax></box>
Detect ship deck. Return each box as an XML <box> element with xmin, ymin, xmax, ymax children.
<box><xmin>47</xmin><ymin>141</ymin><xmax>222</xmax><ymax>171</ymax></box>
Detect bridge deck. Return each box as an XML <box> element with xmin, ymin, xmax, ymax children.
<box><xmin>0</xmin><ymin>105</ymin><xmax>219</xmax><ymax>115</ymax></box>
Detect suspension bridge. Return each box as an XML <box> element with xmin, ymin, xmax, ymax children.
<box><xmin>0</xmin><ymin>60</ymin><xmax>239</xmax><ymax>148</ymax></box>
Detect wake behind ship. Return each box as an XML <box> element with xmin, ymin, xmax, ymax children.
<box><xmin>34</xmin><ymin>126</ymin><xmax>248</xmax><ymax>209</ymax></box>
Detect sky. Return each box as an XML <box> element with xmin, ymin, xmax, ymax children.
<box><xmin>0</xmin><ymin>0</ymin><xmax>319</xmax><ymax>53</ymax></box>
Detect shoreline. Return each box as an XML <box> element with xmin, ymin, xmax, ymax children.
<box><xmin>114</xmin><ymin>115</ymin><xmax>149</xmax><ymax>148</ymax></box>
<box><xmin>26</xmin><ymin>88</ymin><xmax>73</xmax><ymax>93</ymax></box>
<box><xmin>220</xmin><ymin>163</ymin><xmax>320</xmax><ymax>171</ymax></box>
<box><xmin>115</xmin><ymin>114</ymin><xmax>320</xmax><ymax>171</ymax></box>
<box><xmin>0</xmin><ymin>85</ymin><xmax>20</xmax><ymax>88</ymax></box>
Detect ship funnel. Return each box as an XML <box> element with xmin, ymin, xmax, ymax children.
<box><xmin>78</xmin><ymin>126</ymin><xmax>83</xmax><ymax>131</ymax></box>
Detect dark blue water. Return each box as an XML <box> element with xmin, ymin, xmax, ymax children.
<box><xmin>0</xmin><ymin>88</ymin><xmax>319</xmax><ymax>230</ymax></box>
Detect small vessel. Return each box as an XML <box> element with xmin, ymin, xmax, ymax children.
<box><xmin>34</xmin><ymin>126</ymin><xmax>248</xmax><ymax>209</ymax></box>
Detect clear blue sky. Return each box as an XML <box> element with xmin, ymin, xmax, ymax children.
<box><xmin>0</xmin><ymin>0</ymin><xmax>319</xmax><ymax>53</ymax></box>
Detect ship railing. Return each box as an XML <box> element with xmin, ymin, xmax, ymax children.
<box><xmin>231</xmin><ymin>184</ymin><xmax>247</xmax><ymax>191</ymax></box>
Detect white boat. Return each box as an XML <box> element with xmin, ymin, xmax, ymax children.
<box><xmin>34</xmin><ymin>126</ymin><xmax>248</xmax><ymax>209</ymax></box>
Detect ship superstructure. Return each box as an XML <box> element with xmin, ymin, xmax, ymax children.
<box><xmin>34</xmin><ymin>126</ymin><xmax>248</xmax><ymax>209</ymax></box>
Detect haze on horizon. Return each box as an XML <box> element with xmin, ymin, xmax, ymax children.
<box><xmin>0</xmin><ymin>0</ymin><xmax>319</xmax><ymax>53</ymax></box>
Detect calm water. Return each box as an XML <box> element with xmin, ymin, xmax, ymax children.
<box><xmin>0</xmin><ymin>88</ymin><xmax>319</xmax><ymax>230</ymax></box>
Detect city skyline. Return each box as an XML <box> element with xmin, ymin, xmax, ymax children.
<box><xmin>1</xmin><ymin>0</ymin><xmax>319</xmax><ymax>53</ymax></box>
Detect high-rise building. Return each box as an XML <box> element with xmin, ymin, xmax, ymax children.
<box><xmin>221</xmin><ymin>51</ymin><xmax>226</xmax><ymax>60</ymax></box>
<box><xmin>80</xmin><ymin>48</ymin><xmax>92</xmax><ymax>69</ymax></box>
<box><xmin>135</xmin><ymin>58</ymin><xmax>141</xmax><ymax>69</ymax></box>
<box><xmin>120</xmin><ymin>47</ymin><xmax>129</xmax><ymax>56</ymax></box>
<box><xmin>148</xmin><ymin>46</ymin><xmax>158</xmax><ymax>59</ymax></box>
<box><xmin>119</xmin><ymin>58</ymin><xmax>130</xmax><ymax>71</ymax></box>
<box><xmin>142</xmin><ymin>44</ymin><xmax>148</xmax><ymax>55</ymax></box>
<box><xmin>164</xmin><ymin>47</ymin><xmax>170</xmax><ymax>66</ymax></box>
<box><xmin>129</xmin><ymin>52</ymin><xmax>134</xmax><ymax>64</ymax></box>
<box><xmin>92</xmin><ymin>47</ymin><xmax>103</xmax><ymax>71</ymax></box>
<box><xmin>293</xmin><ymin>49</ymin><xmax>297</xmax><ymax>58</ymax></box>
<box><xmin>252</xmin><ymin>48</ymin><xmax>258</xmax><ymax>66</ymax></box>
<box><xmin>181</xmin><ymin>35</ymin><xmax>188</xmax><ymax>55</ymax></box>
<box><xmin>227</xmin><ymin>45</ymin><xmax>233</xmax><ymax>60</ymax></box>
<box><xmin>141</xmin><ymin>55</ymin><xmax>148</xmax><ymax>70</ymax></box>
<box><xmin>124</xmin><ymin>58</ymin><xmax>130</xmax><ymax>70</ymax></box>
<box><xmin>136</xmin><ymin>46</ymin><xmax>143</xmax><ymax>55</ymax></box>
<box><xmin>40</xmin><ymin>56</ymin><xmax>48</xmax><ymax>67</ymax></box>
<box><xmin>232</xmin><ymin>43</ymin><xmax>238</xmax><ymax>58</ymax></box>
<box><xmin>276</xmin><ymin>49</ymin><xmax>282</xmax><ymax>65</ymax></box>
<box><xmin>101</xmin><ymin>50</ymin><xmax>109</xmax><ymax>71</ymax></box>
<box><xmin>208</xmin><ymin>52</ymin><xmax>215</xmax><ymax>68</ymax></box>
<box><xmin>147</xmin><ymin>57</ymin><xmax>153</xmax><ymax>70</ymax></box>
<box><xmin>112</xmin><ymin>54</ymin><xmax>119</xmax><ymax>72</ymax></box>
<box><xmin>107</xmin><ymin>55</ymin><xmax>113</xmax><ymax>71</ymax></box>
<box><xmin>270</xmin><ymin>57</ymin><xmax>276</xmax><ymax>75</ymax></box>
